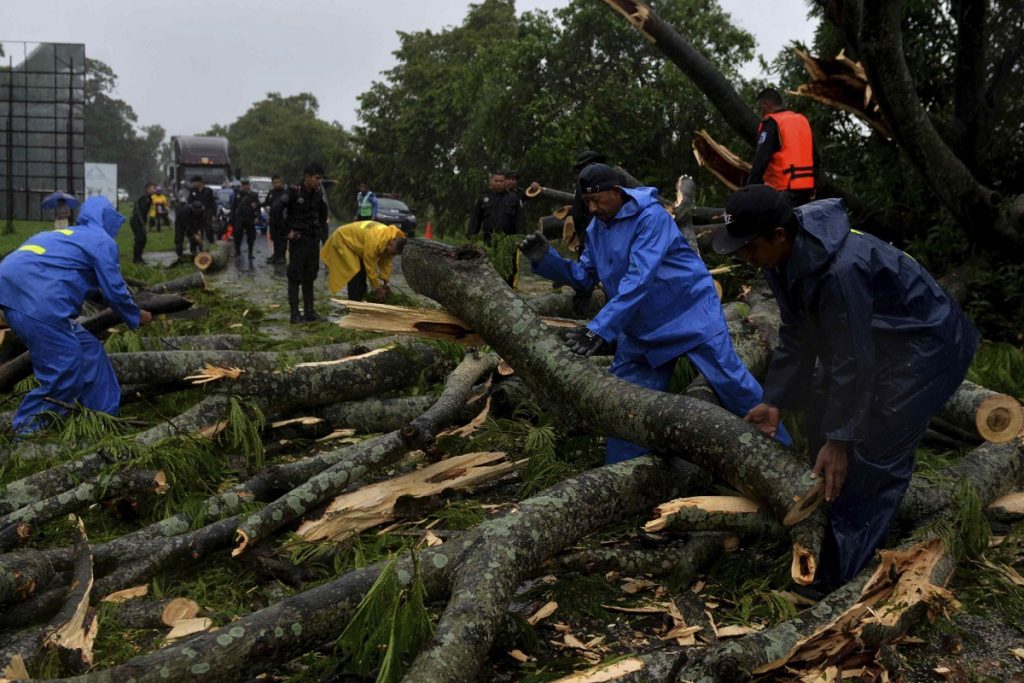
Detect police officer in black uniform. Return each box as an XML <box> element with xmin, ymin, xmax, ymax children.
<box><xmin>129</xmin><ymin>182</ymin><xmax>155</xmax><ymax>264</ymax></box>
<box><xmin>230</xmin><ymin>179</ymin><xmax>261</xmax><ymax>261</ymax></box>
<box><xmin>281</xmin><ymin>163</ymin><xmax>329</xmax><ymax>323</ymax></box>
<box><xmin>264</xmin><ymin>174</ymin><xmax>287</xmax><ymax>264</ymax></box>
<box><xmin>184</xmin><ymin>175</ymin><xmax>218</xmax><ymax>243</ymax></box>
<box><xmin>467</xmin><ymin>172</ymin><xmax>517</xmax><ymax>246</ymax></box>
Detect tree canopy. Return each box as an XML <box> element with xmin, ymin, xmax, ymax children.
<box><xmin>84</xmin><ymin>58</ymin><xmax>165</xmax><ymax>196</ymax></box>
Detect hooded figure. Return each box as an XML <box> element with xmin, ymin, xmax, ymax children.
<box><xmin>521</xmin><ymin>166</ymin><xmax>790</xmax><ymax>464</ymax></box>
<box><xmin>320</xmin><ymin>221</ymin><xmax>407</xmax><ymax>301</ymax></box>
<box><xmin>714</xmin><ymin>186</ymin><xmax>979</xmax><ymax>593</ymax></box>
<box><xmin>0</xmin><ymin>196</ymin><xmax>145</xmax><ymax>433</ymax></box>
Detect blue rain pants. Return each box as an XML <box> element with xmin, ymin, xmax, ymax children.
<box><xmin>5</xmin><ymin>308</ymin><xmax>121</xmax><ymax>434</ymax></box>
<box><xmin>605</xmin><ymin>329</ymin><xmax>792</xmax><ymax>464</ymax></box>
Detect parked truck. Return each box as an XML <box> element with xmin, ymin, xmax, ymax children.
<box><xmin>165</xmin><ymin>135</ymin><xmax>233</xmax><ymax>206</ymax></box>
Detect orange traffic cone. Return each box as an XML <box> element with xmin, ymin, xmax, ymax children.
<box><xmin>225</xmin><ymin>224</ymin><xmax>233</xmax><ymax>241</ymax></box>
<box><xmin>425</xmin><ymin>222</ymin><xmax>433</xmax><ymax>239</ymax></box>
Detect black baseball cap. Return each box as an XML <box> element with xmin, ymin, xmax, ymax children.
<box><xmin>713</xmin><ymin>184</ymin><xmax>793</xmax><ymax>254</ymax></box>
<box><xmin>574</xmin><ymin>150</ymin><xmax>607</xmax><ymax>171</ymax></box>
<box><xmin>578</xmin><ymin>163</ymin><xmax>619</xmax><ymax>195</ymax></box>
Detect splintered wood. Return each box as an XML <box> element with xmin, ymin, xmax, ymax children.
<box><xmin>644</xmin><ymin>495</ymin><xmax>763</xmax><ymax>532</ymax></box>
<box><xmin>791</xmin><ymin>47</ymin><xmax>893</xmax><ymax>138</ymax></box>
<box><xmin>297</xmin><ymin>451</ymin><xmax>521</xmax><ymax>542</ymax></box>
<box><xmin>333</xmin><ymin>300</ymin><xmax>577</xmax><ymax>344</ymax></box>
<box><xmin>692</xmin><ymin>129</ymin><xmax>751</xmax><ymax>191</ymax></box>
<box><xmin>183</xmin><ymin>363</ymin><xmax>243</xmax><ymax>385</ymax></box>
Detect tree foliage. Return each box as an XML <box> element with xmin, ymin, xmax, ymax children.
<box><xmin>345</xmin><ymin>0</ymin><xmax>756</xmax><ymax>233</ymax></box>
<box><xmin>84</xmin><ymin>59</ymin><xmax>165</xmax><ymax>196</ymax></box>
<box><xmin>205</xmin><ymin>92</ymin><xmax>353</xmax><ymax>210</ymax></box>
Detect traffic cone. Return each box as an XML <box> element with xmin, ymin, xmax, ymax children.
<box><xmin>225</xmin><ymin>224</ymin><xmax>233</xmax><ymax>241</ymax></box>
<box><xmin>425</xmin><ymin>222</ymin><xmax>433</xmax><ymax>239</ymax></box>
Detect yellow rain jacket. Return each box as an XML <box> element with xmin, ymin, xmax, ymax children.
<box><xmin>320</xmin><ymin>221</ymin><xmax>406</xmax><ymax>294</ymax></box>
<box><xmin>148</xmin><ymin>193</ymin><xmax>169</xmax><ymax>219</ymax></box>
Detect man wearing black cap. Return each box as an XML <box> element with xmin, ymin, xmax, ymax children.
<box><xmin>520</xmin><ymin>164</ymin><xmax>790</xmax><ymax>465</ymax></box>
<box><xmin>184</xmin><ymin>175</ymin><xmax>218</xmax><ymax>243</ymax></box>
<box><xmin>281</xmin><ymin>163</ymin><xmax>330</xmax><ymax>323</ymax></box>
<box><xmin>714</xmin><ymin>184</ymin><xmax>979</xmax><ymax>593</ymax></box>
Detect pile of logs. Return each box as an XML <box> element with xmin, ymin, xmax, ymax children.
<box><xmin>0</xmin><ymin>243</ymin><xmax>1020</xmax><ymax>682</ymax></box>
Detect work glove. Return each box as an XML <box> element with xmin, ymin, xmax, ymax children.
<box><xmin>564</xmin><ymin>327</ymin><xmax>611</xmax><ymax>357</ymax></box>
<box><xmin>518</xmin><ymin>231</ymin><xmax>550</xmax><ymax>263</ymax></box>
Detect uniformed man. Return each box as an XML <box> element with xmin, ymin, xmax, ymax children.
<box><xmin>264</xmin><ymin>175</ymin><xmax>288</xmax><ymax>264</ymax></box>
<box><xmin>354</xmin><ymin>181</ymin><xmax>378</xmax><ymax>221</ymax></box>
<box><xmin>186</xmin><ymin>175</ymin><xmax>218</xmax><ymax>243</ymax></box>
<box><xmin>0</xmin><ymin>196</ymin><xmax>152</xmax><ymax>433</ymax></box>
<box><xmin>467</xmin><ymin>172</ymin><xmax>516</xmax><ymax>246</ymax></box>
<box><xmin>230</xmin><ymin>179</ymin><xmax>261</xmax><ymax>261</ymax></box>
<box><xmin>129</xmin><ymin>182</ymin><xmax>155</xmax><ymax>264</ymax></box>
<box><xmin>715</xmin><ymin>185</ymin><xmax>978</xmax><ymax>593</ymax></box>
<box><xmin>281</xmin><ymin>163</ymin><xmax>329</xmax><ymax>323</ymax></box>
<box><xmin>747</xmin><ymin>88</ymin><xmax>816</xmax><ymax>206</ymax></box>
<box><xmin>520</xmin><ymin>164</ymin><xmax>790</xmax><ymax>464</ymax></box>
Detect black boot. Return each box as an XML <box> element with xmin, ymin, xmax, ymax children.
<box><xmin>302</xmin><ymin>283</ymin><xmax>319</xmax><ymax>322</ymax></box>
<box><xmin>288</xmin><ymin>282</ymin><xmax>302</xmax><ymax>323</ymax></box>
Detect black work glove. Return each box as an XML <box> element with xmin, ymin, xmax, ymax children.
<box><xmin>518</xmin><ymin>231</ymin><xmax>550</xmax><ymax>263</ymax></box>
<box><xmin>564</xmin><ymin>327</ymin><xmax>611</xmax><ymax>357</ymax></box>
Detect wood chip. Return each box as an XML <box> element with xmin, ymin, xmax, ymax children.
<box><xmin>620</xmin><ymin>577</ymin><xmax>658</xmax><ymax>594</ymax></box>
<box><xmin>422</xmin><ymin>530</ymin><xmax>444</xmax><ymax>547</ymax></box>
<box><xmin>2</xmin><ymin>654</ymin><xmax>30</xmax><ymax>679</ymax></box>
<box><xmin>1012</xmin><ymin>647</ymin><xmax>1024</xmax><ymax>661</ymax></box>
<box><xmin>563</xmin><ymin>633</ymin><xmax>589</xmax><ymax>650</ymax></box>
<box><xmin>101</xmin><ymin>584</ymin><xmax>149</xmax><ymax>603</ymax></box>
<box><xmin>716</xmin><ymin>624</ymin><xmax>763</xmax><ymax>638</ymax></box>
<box><xmin>601</xmin><ymin>603</ymin><xmax>666</xmax><ymax>615</ymax></box>
<box><xmin>527</xmin><ymin>601</ymin><xmax>558</xmax><ymax>626</ymax></box>
<box><xmin>164</xmin><ymin>617</ymin><xmax>214</xmax><ymax>642</ymax></box>
<box><xmin>549</xmin><ymin>658</ymin><xmax>645</xmax><ymax>682</ymax></box>
<box><xmin>508</xmin><ymin>649</ymin><xmax>530</xmax><ymax>663</ymax></box>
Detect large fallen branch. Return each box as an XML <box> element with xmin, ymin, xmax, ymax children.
<box><xmin>400</xmin><ymin>240</ymin><xmax>822</xmax><ymax>526</ymax></box>
<box><xmin>935</xmin><ymin>379</ymin><xmax>1023</xmax><ymax>443</ymax></box>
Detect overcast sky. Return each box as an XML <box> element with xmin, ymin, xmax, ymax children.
<box><xmin>1</xmin><ymin>0</ymin><xmax>815</xmax><ymax>137</ymax></box>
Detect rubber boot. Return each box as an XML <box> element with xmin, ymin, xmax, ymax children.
<box><xmin>303</xmin><ymin>283</ymin><xmax>320</xmax><ymax>322</ymax></box>
<box><xmin>288</xmin><ymin>282</ymin><xmax>302</xmax><ymax>324</ymax></box>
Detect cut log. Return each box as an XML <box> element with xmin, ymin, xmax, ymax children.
<box><xmin>333</xmin><ymin>300</ymin><xmax>578</xmax><ymax>343</ymax></box>
<box><xmin>193</xmin><ymin>241</ymin><xmax>232</xmax><ymax>272</ymax></box>
<box><xmin>400</xmin><ymin>240</ymin><xmax>823</xmax><ymax>526</ymax></box>
<box><xmin>525</xmin><ymin>184</ymin><xmax>575</xmax><ymax>203</ymax></box>
<box><xmin>546</xmin><ymin>532</ymin><xmax>727</xmax><ymax>581</ymax></box>
<box><xmin>936</xmin><ymin>379</ymin><xmax>1024</xmax><ymax>443</ymax></box>
<box><xmin>297</xmin><ymin>451</ymin><xmax>520</xmax><ymax>542</ymax></box>
<box><xmin>693</xmin><ymin>129</ymin><xmax>750</xmax><ymax>191</ymax></box>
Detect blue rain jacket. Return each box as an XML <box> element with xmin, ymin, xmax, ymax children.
<box><xmin>532</xmin><ymin>187</ymin><xmax>725</xmax><ymax>367</ymax></box>
<box><xmin>761</xmin><ymin>198</ymin><xmax>978</xmax><ymax>444</ymax></box>
<box><xmin>0</xmin><ymin>196</ymin><xmax>141</xmax><ymax>328</ymax></box>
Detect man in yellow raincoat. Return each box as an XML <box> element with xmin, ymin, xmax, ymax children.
<box><xmin>320</xmin><ymin>220</ymin><xmax>407</xmax><ymax>301</ymax></box>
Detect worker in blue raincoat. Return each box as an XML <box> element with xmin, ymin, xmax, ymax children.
<box><xmin>714</xmin><ymin>185</ymin><xmax>978</xmax><ymax>593</ymax></box>
<box><xmin>0</xmin><ymin>196</ymin><xmax>153</xmax><ymax>433</ymax></box>
<box><xmin>519</xmin><ymin>163</ymin><xmax>790</xmax><ymax>464</ymax></box>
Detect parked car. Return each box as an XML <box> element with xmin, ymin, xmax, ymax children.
<box><xmin>375</xmin><ymin>197</ymin><xmax>417</xmax><ymax>237</ymax></box>
<box><xmin>116</xmin><ymin>188</ymin><xmax>129</xmax><ymax>202</ymax></box>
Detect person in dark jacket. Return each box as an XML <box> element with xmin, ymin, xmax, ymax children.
<box><xmin>0</xmin><ymin>197</ymin><xmax>152</xmax><ymax>433</ymax></box>
<box><xmin>282</xmin><ymin>163</ymin><xmax>329</xmax><ymax>323</ymax></box>
<box><xmin>713</xmin><ymin>184</ymin><xmax>979</xmax><ymax>593</ymax></box>
<box><xmin>129</xmin><ymin>182</ymin><xmax>155</xmax><ymax>264</ymax></box>
<box><xmin>520</xmin><ymin>164</ymin><xmax>791</xmax><ymax>464</ymax></box>
<box><xmin>230</xmin><ymin>179</ymin><xmax>261</xmax><ymax>261</ymax></box>
<box><xmin>264</xmin><ymin>175</ymin><xmax>288</xmax><ymax>264</ymax></box>
<box><xmin>187</xmin><ymin>176</ymin><xmax>218</xmax><ymax>243</ymax></box>
<box><xmin>467</xmin><ymin>172</ymin><xmax>517</xmax><ymax>246</ymax></box>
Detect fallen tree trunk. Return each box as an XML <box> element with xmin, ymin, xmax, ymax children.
<box><xmin>935</xmin><ymin>379</ymin><xmax>1023</xmax><ymax>443</ymax></box>
<box><xmin>401</xmin><ymin>240</ymin><xmax>822</xmax><ymax>526</ymax></box>
<box><xmin>134</xmin><ymin>334</ymin><xmax>242</xmax><ymax>351</ymax></box>
<box><xmin>0</xmin><ymin>293</ymin><xmax>195</xmax><ymax>392</ymax></box>
<box><xmin>546</xmin><ymin>532</ymin><xmax>728</xmax><ymax>580</ymax></box>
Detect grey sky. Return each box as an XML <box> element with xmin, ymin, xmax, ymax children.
<box><xmin>1</xmin><ymin>0</ymin><xmax>815</xmax><ymax>137</ymax></box>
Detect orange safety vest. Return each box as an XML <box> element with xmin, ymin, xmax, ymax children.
<box><xmin>759</xmin><ymin>110</ymin><xmax>815</xmax><ymax>191</ymax></box>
